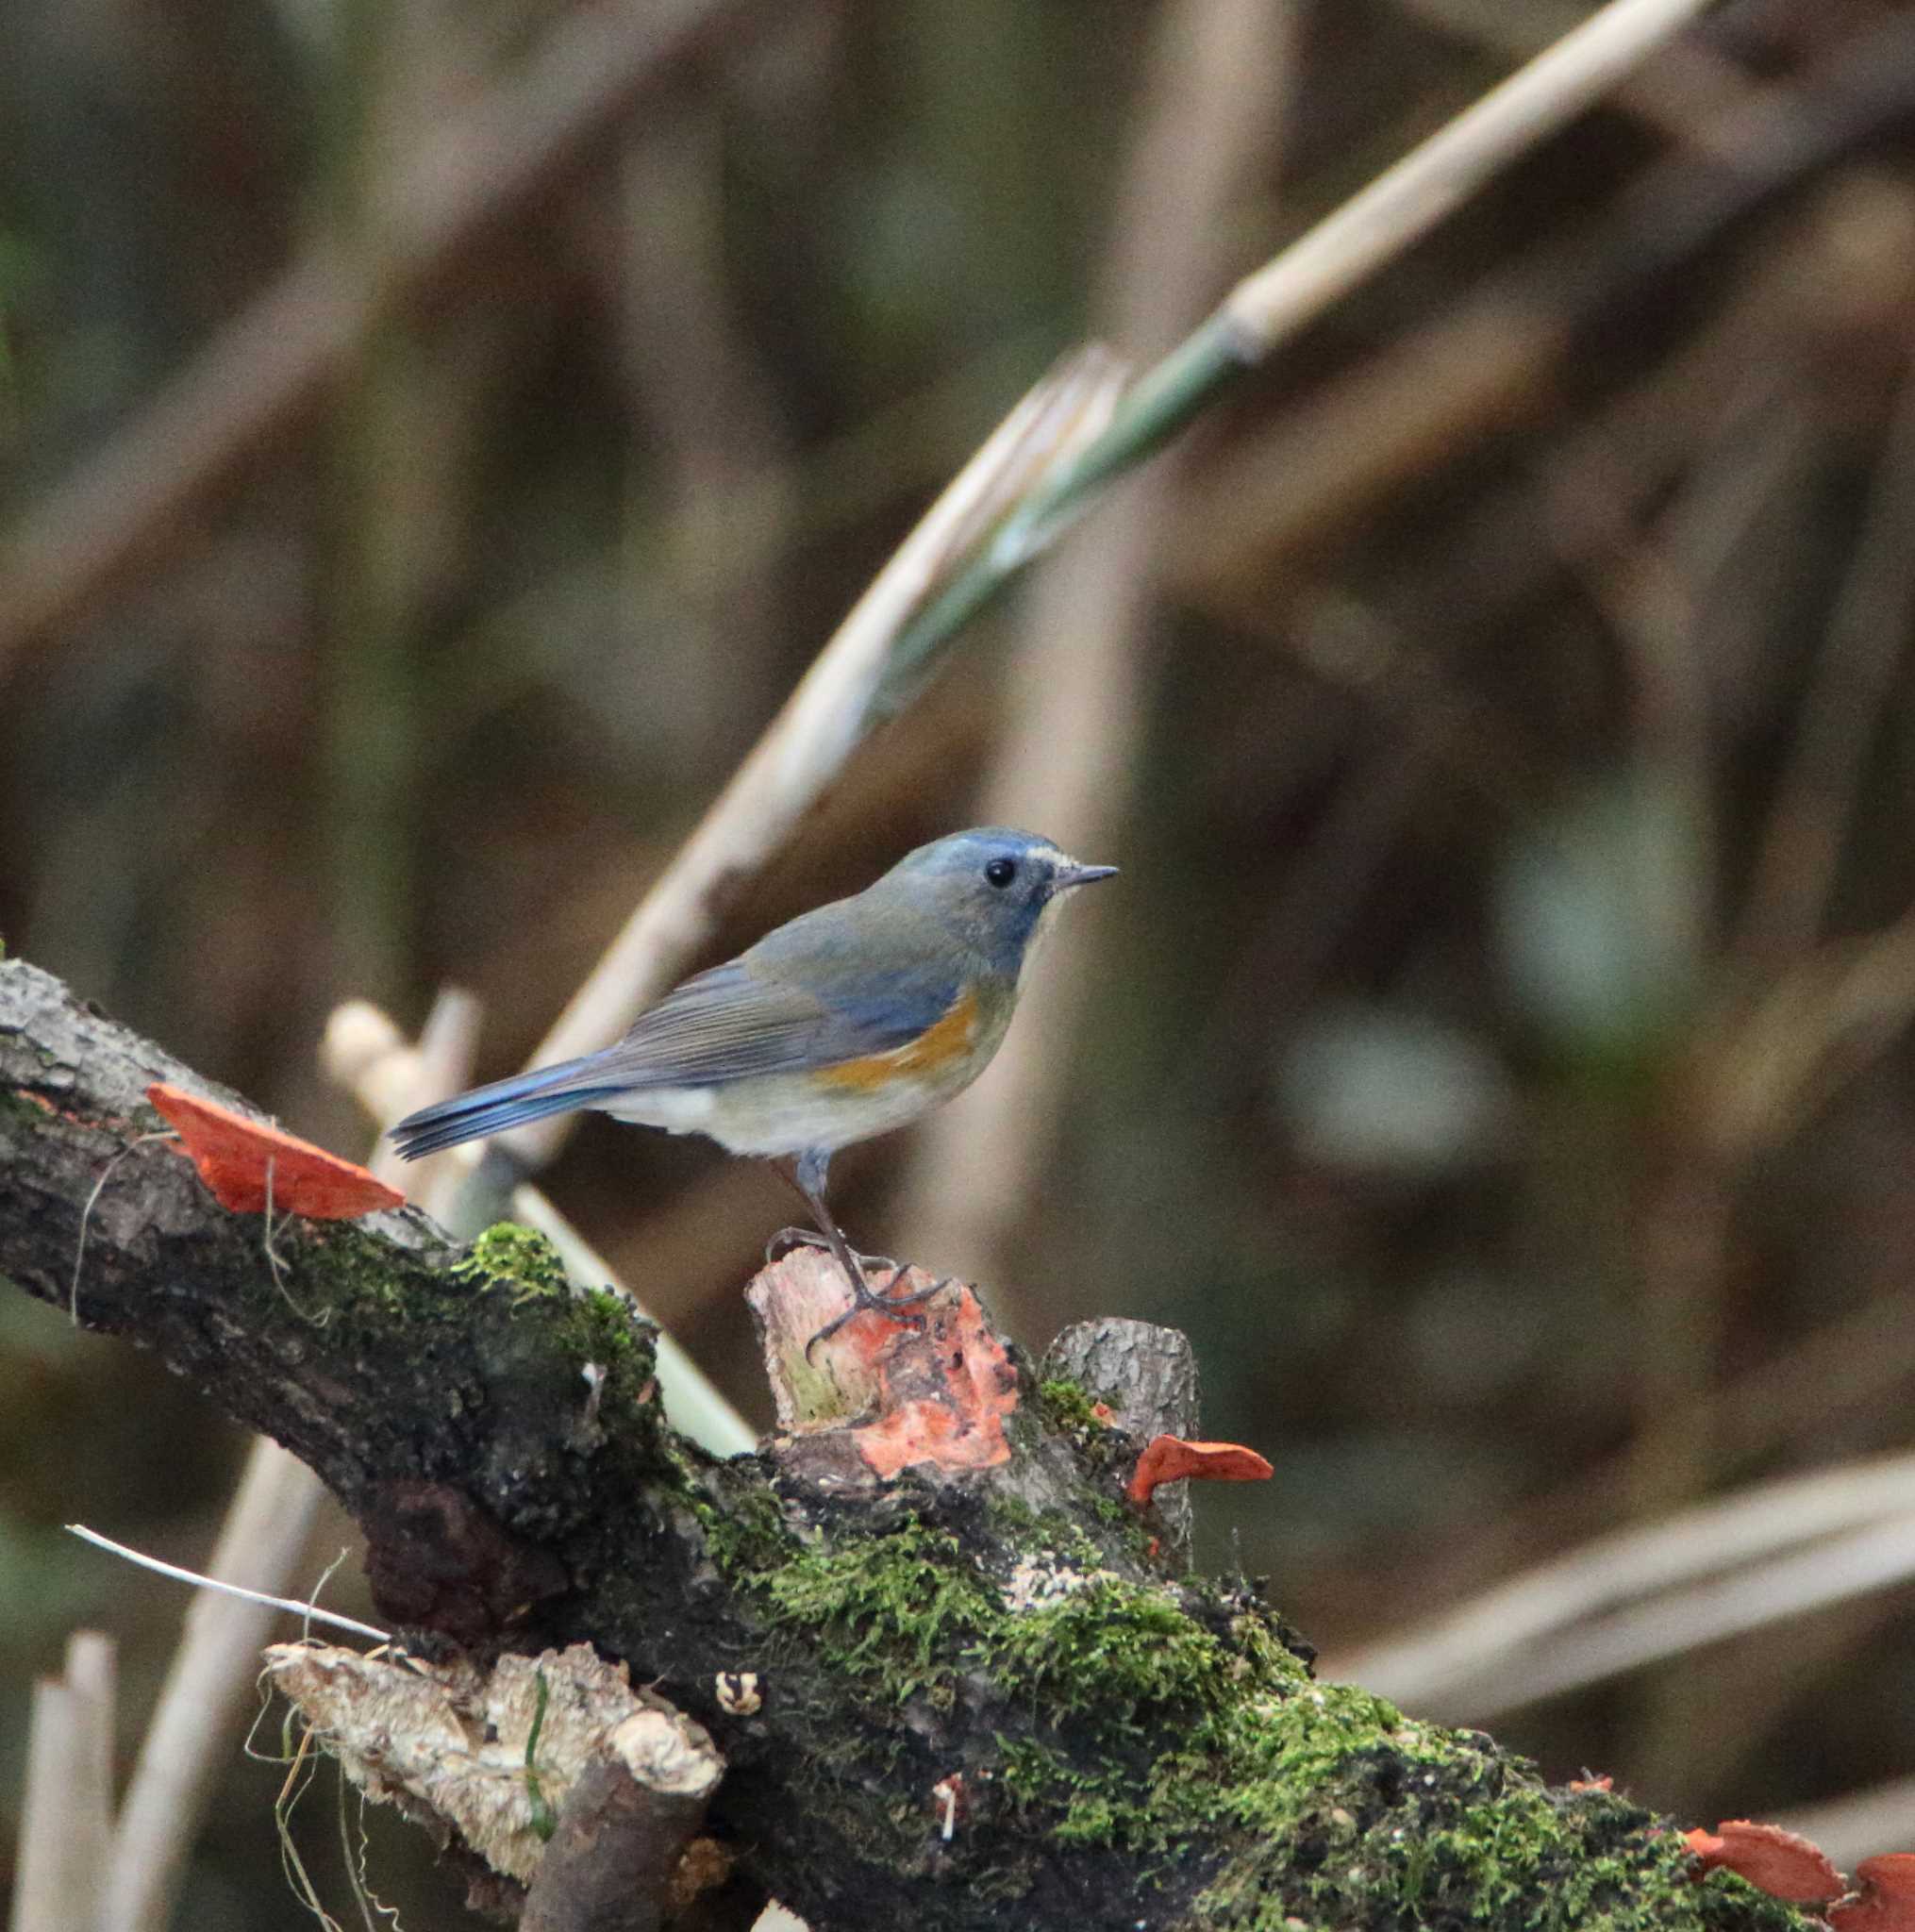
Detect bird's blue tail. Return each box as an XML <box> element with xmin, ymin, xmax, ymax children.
<box><xmin>389</xmin><ymin>1059</ymin><xmax>625</xmax><ymax>1159</ymax></box>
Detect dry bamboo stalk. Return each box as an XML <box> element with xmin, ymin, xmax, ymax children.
<box><xmin>1217</xmin><ymin>0</ymin><xmax>1721</xmax><ymax>355</ymax></box>
<box><xmin>894</xmin><ymin>0</ymin><xmax>1299</xmax><ymax>1315</ymax></box>
<box><xmin>12</xmin><ymin>1633</ymin><xmax>115</xmax><ymax>1932</ymax></box>
<box><xmin>1329</xmin><ymin>1454</ymin><xmax>1915</xmax><ymax>1721</ymax></box>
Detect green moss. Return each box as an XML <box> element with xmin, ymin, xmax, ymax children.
<box><xmin>984</xmin><ymin>1588</ymin><xmax>1815</xmax><ymax>1932</ymax></box>
<box><xmin>986</xmin><ymin>1491</ymin><xmax>1045</xmax><ymax>1536</ymax></box>
<box><xmin>1036</xmin><ymin>1375</ymin><xmax>1107</xmax><ymax>1434</ymax></box>
<box><xmin>1087</xmin><ymin>1490</ymin><xmax>1138</xmax><ymax>1529</ymax></box>
<box><xmin>558</xmin><ymin>1286</ymin><xmax>646</xmax><ymax>1362</ymax></box>
<box><xmin>997</xmin><ymin>1577</ymin><xmax>1238</xmax><ymax>1729</ymax></box>
<box><xmin>452</xmin><ymin>1223</ymin><xmax>570</xmax><ymax>1302</ymax></box>
<box><xmin>991</xmin><ymin>1604</ymin><xmax>1314</xmax><ymax>1855</ymax></box>
<box><xmin>258</xmin><ymin>1223</ymin><xmax>420</xmax><ymax>1326</ymax></box>
<box><xmin>759</xmin><ymin>1520</ymin><xmax>996</xmax><ymax>1707</ymax></box>
<box><xmin>687</xmin><ymin>1465</ymin><xmax>794</xmax><ymax>1579</ymax></box>
<box><xmin>1173</xmin><ymin>1694</ymin><xmax>1816</xmax><ymax>1931</ymax></box>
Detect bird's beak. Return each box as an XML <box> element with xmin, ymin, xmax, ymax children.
<box><xmin>1052</xmin><ymin>859</ymin><xmax>1119</xmax><ymax>892</ymax></box>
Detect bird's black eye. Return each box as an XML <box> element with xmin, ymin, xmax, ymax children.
<box><xmin>984</xmin><ymin>857</ymin><xmax>1017</xmax><ymax>889</ymax></box>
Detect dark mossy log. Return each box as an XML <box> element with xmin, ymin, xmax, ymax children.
<box><xmin>0</xmin><ymin>958</ymin><xmax>1814</xmax><ymax>1932</ymax></box>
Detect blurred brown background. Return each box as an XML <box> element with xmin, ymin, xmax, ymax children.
<box><xmin>9</xmin><ymin>0</ymin><xmax>1915</xmax><ymax>1923</ymax></box>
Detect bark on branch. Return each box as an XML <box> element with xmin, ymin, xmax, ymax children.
<box><xmin>0</xmin><ymin>958</ymin><xmax>1812</xmax><ymax>1932</ymax></box>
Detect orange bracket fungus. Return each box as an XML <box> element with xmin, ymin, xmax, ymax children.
<box><xmin>748</xmin><ymin>1248</ymin><xmax>1021</xmax><ymax>1482</ymax></box>
<box><xmin>1832</xmin><ymin>1856</ymin><xmax>1915</xmax><ymax>1932</ymax></box>
<box><xmin>1685</xmin><ymin>1822</ymin><xmax>1842</xmax><ymax>1906</ymax></box>
<box><xmin>1125</xmin><ymin>1434</ymin><xmax>1274</xmax><ymax>1509</ymax></box>
<box><xmin>147</xmin><ymin>1082</ymin><xmax>404</xmax><ymax>1219</ymax></box>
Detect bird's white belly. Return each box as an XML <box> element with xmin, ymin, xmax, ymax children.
<box><xmin>600</xmin><ymin>1058</ymin><xmax>982</xmax><ymax>1158</ymax></box>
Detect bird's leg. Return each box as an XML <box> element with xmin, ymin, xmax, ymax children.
<box><xmin>770</xmin><ymin>1153</ymin><xmax>951</xmax><ymax>1357</ymax></box>
<box><xmin>765</xmin><ymin>1157</ymin><xmax>896</xmax><ymax>1275</ymax></box>
<box><xmin>763</xmin><ymin>1225</ymin><xmax>899</xmax><ymax>1276</ymax></box>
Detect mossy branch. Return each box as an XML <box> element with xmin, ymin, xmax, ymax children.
<box><xmin>0</xmin><ymin>958</ymin><xmax>1813</xmax><ymax>1932</ymax></box>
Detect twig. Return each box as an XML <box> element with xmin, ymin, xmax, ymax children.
<box><xmin>73</xmin><ymin>1524</ymin><xmax>391</xmax><ymax>1645</ymax></box>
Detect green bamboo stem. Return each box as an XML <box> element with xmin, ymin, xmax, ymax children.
<box><xmin>876</xmin><ymin>317</ymin><xmax>1249</xmax><ymax>708</ymax></box>
<box><xmin>878</xmin><ymin>0</ymin><xmax>1719</xmax><ymax>712</ymax></box>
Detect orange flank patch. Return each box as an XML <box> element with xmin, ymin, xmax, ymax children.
<box><xmin>816</xmin><ymin>989</ymin><xmax>980</xmax><ymax>1093</ymax></box>
<box><xmin>147</xmin><ymin>1082</ymin><xmax>404</xmax><ymax>1220</ymax></box>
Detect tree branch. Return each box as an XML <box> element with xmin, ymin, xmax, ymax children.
<box><xmin>0</xmin><ymin>958</ymin><xmax>1817</xmax><ymax>1931</ymax></box>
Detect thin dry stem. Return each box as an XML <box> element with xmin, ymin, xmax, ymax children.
<box><xmin>1220</xmin><ymin>0</ymin><xmax>1721</xmax><ymax>355</ymax></box>
<box><xmin>1396</xmin><ymin>0</ymin><xmax>1760</xmax><ymax>152</ymax></box>
<box><xmin>100</xmin><ymin>1445</ymin><xmax>329</xmax><ymax>1932</ymax></box>
<box><xmin>1330</xmin><ymin>1453</ymin><xmax>1915</xmax><ymax>1721</ymax></box>
<box><xmin>896</xmin><ymin>0</ymin><xmax>1299</xmax><ymax>1308</ymax></box>
<box><xmin>13</xmin><ymin>1633</ymin><xmax>116</xmax><ymax>1932</ymax></box>
<box><xmin>73</xmin><ymin>1525</ymin><xmax>390</xmax><ymax>1645</ymax></box>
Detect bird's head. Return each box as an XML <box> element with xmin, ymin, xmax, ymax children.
<box><xmin>882</xmin><ymin>827</ymin><xmax>1118</xmax><ymax>974</ymax></box>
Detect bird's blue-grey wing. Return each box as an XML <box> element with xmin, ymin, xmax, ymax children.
<box><xmin>597</xmin><ymin>903</ymin><xmax>965</xmax><ymax>1083</ymax></box>
<box><xmin>390</xmin><ymin>909</ymin><xmax>960</xmax><ymax>1158</ymax></box>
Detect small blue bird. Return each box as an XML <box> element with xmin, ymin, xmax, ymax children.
<box><xmin>391</xmin><ymin>828</ymin><xmax>1117</xmax><ymax>1348</ymax></box>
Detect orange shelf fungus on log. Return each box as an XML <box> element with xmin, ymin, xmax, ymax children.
<box><xmin>1125</xmin><ymin>1435</ymin><xmax>1274</xmax><ymax>1509</ymax></box>
<box><xmin>1685</xmin><ymin>1822</ymin><xmax>1842</xmax><ymax>1905</ymax></box>
<box><xmin>1832</xmin><ymin>1856</ymin><xmax>1915</xmax><ymax>1931</ymax></box>
<box><xmin>748</xmin><ymin>1249</ymin><xmax>1020</xmax><ymax>1483</ymax></box>
<box><xmin>147</xmin><ymin>1082</ymin><xmax>404</xmax><ymax>1219</ymax></box>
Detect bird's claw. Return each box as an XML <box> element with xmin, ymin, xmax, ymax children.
<box><xmin>803</xmin><ymin>1267</ymin><xmax>954</xmax><ymax>1362</ymax></box>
